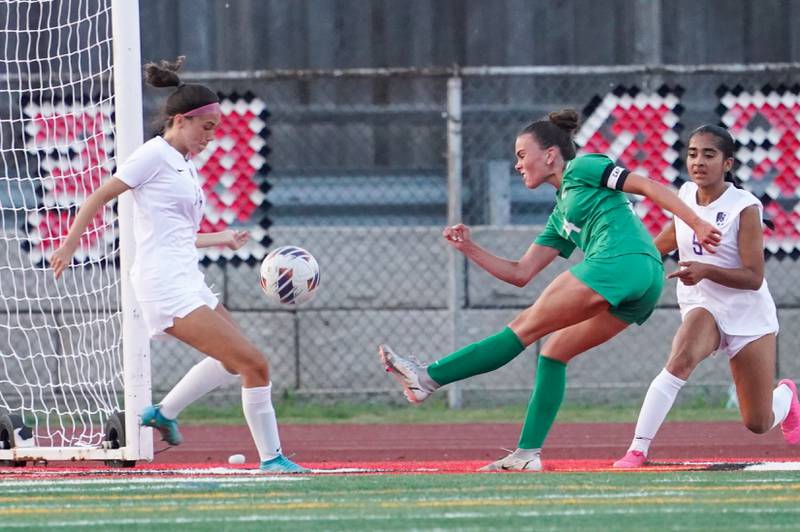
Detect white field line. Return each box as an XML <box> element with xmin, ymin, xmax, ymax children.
<box><xmin>0</xmin><ymin>465</ymin><xmax>380</xmax><ymax>479</ymax></box>
<box><xmin>744</xmin><ymin>462</ymin><xmax>800</xmax><ymax>471</ymax></box>
<box><xmin>0</xmin><ymin>465</ymin><xmax>381</xmax><ymax>485</ymax></box>
<box><xmin>0</xmin><ymin>475</ymin><xmax>307</xmax><ymax>488</ymax></box>
<box><xmin>650</xmin><ymin>475</ymin><xmax>800</xmax><ymax>484</ymax></box>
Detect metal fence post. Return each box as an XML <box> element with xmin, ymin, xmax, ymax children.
<box><xmin>487</xmin><ymin>160</ymin><xmax>511</xmax><ymax>225</ymax></box>
<box><xmin>447</xmin><ymin>74</ymin><xmax>464</xmax><ymax>409</ymax></box>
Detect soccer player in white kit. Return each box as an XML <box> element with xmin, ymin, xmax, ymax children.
<box><xmin>50</xmin><ymin>57</ymin><xmax>307</xmax><ymax>473</ymax></box>
<box><xmin>614</xmin><ymin>125</ymin><xmax>800</xmax><ymax>468</ymax></box>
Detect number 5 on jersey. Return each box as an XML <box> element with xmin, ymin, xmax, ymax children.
<box><xmin>692</xmin><ymin>233</ymin><xmax>703</xmax><ymax>255</ymax></box>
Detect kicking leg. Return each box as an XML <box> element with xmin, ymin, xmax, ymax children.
<box><xmin>381</xmin><ymin>271</ymin><xmax>609</xmax><ymax>405</ymax></box>
<box><xmin>157</xmin><ymin>304</ymin><xmax>244</xmax><ymax>419</ymax></box>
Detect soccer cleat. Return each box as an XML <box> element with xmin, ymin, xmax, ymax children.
<box><xmin>140</xmin><ymin>405</ymin><xmax>183</xmax><ymax>445</ymax></box>
<box><xmin>779</xmin><ymin>379</ymin><xmax>800</xmax><ymax>445</ymax></box>
<box><xmin>379</xmin><ymin>344</ymin><xmax>431</xmax><ymax>404</ymax></box>
<box><xmin>479</xmin><ymin>449</ymin><xmax>542</xmax><ymax>472</ymax></box>
<box><xmin>612</xmin><ymin>450</ymin><xmax>647</xmax><ymax>469</ymax></box>
<box><xmin>259</xmin><ymin>454</ymin><xmax>310</xmax><ymax>474</ymax></box>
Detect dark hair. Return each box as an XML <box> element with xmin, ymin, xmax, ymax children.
<box><xmin>689</xmin><ymin>124</ymin><xmax>774</xmax><ymax>230</ymax></box>
<box><xmin>143</xmin><ymin>56</ymin><xmax>219</xmax><ymax>134</ymax></box>
<box><xmin>688</xmin><ymin>124</ymin><xmax>743</xmax><ymax>189</ymax></box>
<box><xmin>519</xmin><ymin>109</ymin><xmax>579</xmax><ymax>161</ymax></box>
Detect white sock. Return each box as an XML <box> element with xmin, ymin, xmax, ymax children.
<box><xmin>159</xmin><ymin>357</ymin><xmax>239</xmax><ymax>420</ymax></box>
<box><xmin>770</xmin><ymin>383</ymin><xmax>793</xmax><ymax>429</ymax></box>
<box><xmin>629</xmin><ymin>369</ymin><xmax>686</xmax><ymax>455</ymax></box>
<box><xmin>242</xmin><ymin>384</ymin><xmax>282</xmax><ymax>462</ymax></box>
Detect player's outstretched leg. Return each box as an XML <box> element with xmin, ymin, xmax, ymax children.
<box><xmin>479</xmin><ymin>448</ymin><xmax>542</xmax><ymax>472</ymax></box>
<box><xmin>379</xmin><ymin>344</ymin><xmax>440</xmax><ymax>404</ymax></box>
<box><xmin>141</xmin><ymin>404</ymin><xmax>183</xmax><ymax>445</ymax></box>
<box><xmin>779</xmin><ymin>379</ymin><xmax>800</xmax><ymax>444</ymax></box>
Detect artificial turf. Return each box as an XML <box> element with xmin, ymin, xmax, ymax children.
<box><xmin>4</xmin><ymin>470</ymin><xmax>799</xmax><ymax>530</ymax></box>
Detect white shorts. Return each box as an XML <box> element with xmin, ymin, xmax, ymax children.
<box><xmin>680</xmin><ymin>304</ymin><xmax>778</xmax><ymax>359</ymax></box>
<box><xmin>138</xmin><ymin>284</ymin><xmax>219</xmax><ymax>340</ymax></box>
<box><xmin>716</xmin><ymin>330</ymin><xmax>776</xmax><ymax>359</ymax></box>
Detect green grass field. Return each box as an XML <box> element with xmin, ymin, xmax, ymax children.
<box><xmin>4</xmin><ymin>470</ymin><xmax>799</xmax><ymax>530</ymax></box>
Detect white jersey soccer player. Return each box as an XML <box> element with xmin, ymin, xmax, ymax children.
<box><xmin>614</xmin><ymin>125</ymin><xmax>800</xmax><ymax>469</ymax></box>
<box><xmin>674</xmin><ymin>180</ymin><xmax>779</xmax><ymax>353</ymax></box>
<box><xmin>50</xmin><ymin>56</ymin><xmax>308</xmax><ymax>473</ymax></box>
<box><xmin>115</xmin><ymin>136</ymin><xmax>217</xmax><ymax>338</ymax></box>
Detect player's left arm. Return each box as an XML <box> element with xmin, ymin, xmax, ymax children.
<box><xmin>667</xmin><ymin>206</ymin><xmax>765</xmax><ymax>289</ymax></box>
<box><xmin>196</xmin><ymin>229</ymin><xmax>250</xmax><ymax>250</ymax></box>
<box><xmin>622</xmin><ymin>173</ymin><xmax>721</xmax><ymax>253</ymax></box>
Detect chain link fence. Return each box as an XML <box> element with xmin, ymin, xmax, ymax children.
<box><xmin>151</xmin><ymin>64</ymin><xmax>800</xmax><ymax>408</ymax></box>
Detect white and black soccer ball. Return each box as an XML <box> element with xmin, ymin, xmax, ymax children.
<box><xmin>259</xmin><ymin>246</ymin><xmax>320</xmax><ymax>306</ymax></box>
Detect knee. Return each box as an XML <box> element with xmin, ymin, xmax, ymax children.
<box><xmin>743</xmin><ymin>415</ymin><xmax>772</xmax><ymax>435</ymax></box>
<box><xmin>665</xmin><ymin>351</ymin><xmax>699</xmax><ymax>380</ymax></box>
<box><xmin>509</xmin><ymin>308</ymin><xmax>548</xmax><ymax>347</ymax></box>
<box><xmin>233</xmin><ymin>349</ymin><xmax>269</xmax><ymax>381</ymax></box>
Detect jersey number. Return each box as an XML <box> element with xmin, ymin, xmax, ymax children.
<box><xmin>692</xmin><ymin>234</ymin><xmax>703</xmax><ymax>255</ymax></box>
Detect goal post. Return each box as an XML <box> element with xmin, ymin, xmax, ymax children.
<box><xmin>0</xmin><ymin>0</ymin><xmax>151</xmax><ymax>464</ymax></box>
<box><xmin>113</xmin><ymin>0</ymin><xmax>152</xmax><ymax>465</ymax></box>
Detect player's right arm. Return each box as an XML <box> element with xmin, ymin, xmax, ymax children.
<box><xmin>654</xmin><ymin>220</ymin><xmax>677</xmax><ymax>256</ymax></box>
<box><xmin>51</xmin><ymin>177</ymin><xmax>131</xmax><ymax>278</ymax></box>
<box><xmin>443</xmin><ymin>223</ymin><xmax>560</xmax><ymax>287</ymax></box>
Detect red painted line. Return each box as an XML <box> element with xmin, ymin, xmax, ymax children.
<box><xmin>2</xmin><ymin>457</ymin><xmax>799</xmax><ymax>479</ymax></box>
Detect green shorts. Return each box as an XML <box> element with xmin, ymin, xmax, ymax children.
<box><xmin>570</xmin><ymin>254</ymin><xmax>664</xmax><ymax>325</ymax></box>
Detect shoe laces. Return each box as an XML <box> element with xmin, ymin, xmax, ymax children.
<box><xmin>407</xmin><ymin>354</ymin><xmax>424</xmax><ymax>366</ymax></box>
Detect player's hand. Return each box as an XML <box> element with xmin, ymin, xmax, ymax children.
<box><xmin>51</xmin><ymin>242</ymin><xmax>77</xmax><ymax>279</ymax></box>
<box><xmin>443</xmin><ymin>223</ymin><xmax>472</xmax><ymax>252</ymax></box>
<box><xmin>691</xmin><ymin>220</ymin><xmax>721</xmax><ymax>254</ymax></box>
<box><xmin>223</xmin><ymin>229</ymin><xmax>250</xmax><ymax>250</ymax></box>
<box><xmin>666</xmin><ymin>261</ymin><xmax>709</xmax><ymax>286</ymax></box>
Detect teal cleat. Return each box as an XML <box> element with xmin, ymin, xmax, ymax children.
<box><xmin>140</xmin><ymin>405</ymin><xmax>183</xmax><ymax>445</ymax></box>
<box><xmin>259</xmin><ymin>454</ymin><xmax>310</xmax><ymax>474</ymax></box>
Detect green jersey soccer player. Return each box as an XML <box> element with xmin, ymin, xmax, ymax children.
<box><xmin>379</xmin><ymin>109</ymin><xmax>720</xmax><ymax>472</ymax></box>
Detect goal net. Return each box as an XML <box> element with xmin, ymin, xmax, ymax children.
<box><xmin>0</xmin><ymin>0</ymin><xmax>151</xmax><ymax>463</ymax></box>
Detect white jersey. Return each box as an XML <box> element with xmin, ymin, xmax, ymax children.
<box><xmin>674</xmin><ymin>181</ymin><xmax>778</xmax><ymax>336</ymax></box>
<box><xmin>115</xmin><ymin>136</ymin><xmax>206</xmax><ymax>301</ymax></box>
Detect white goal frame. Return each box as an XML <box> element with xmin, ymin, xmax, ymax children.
<box><xmin>0</xmin><ymin>0</ymin><xmax>152</xmax><ymax>464</ymax></box>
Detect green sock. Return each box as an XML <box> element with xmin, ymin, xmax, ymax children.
<box><xmin>517</xmin><ymin>355</ymin><xmax>566</xmax><ymax>449</ymax></box>
<box><xmin>426</xmin><ymin>327</ymin><xmax>525</xmax><ymax>386</ymax></box>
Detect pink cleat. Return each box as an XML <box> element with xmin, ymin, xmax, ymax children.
<box><xmin>779</xmin><ymin>379</ymin><xmax>800</xmax><ymax>445</ymax></box>
<box><xmin>612</xmin><ymin>450</ymin><xmax>647</xmax><ymax>469</ymax></box>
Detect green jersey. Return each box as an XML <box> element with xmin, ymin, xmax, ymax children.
<box><xmin>534</xmin><ymin>154</ymin><xmax>660</xmax><ymax>261</ymax></box>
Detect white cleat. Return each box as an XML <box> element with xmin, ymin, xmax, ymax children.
<box><xmin>479</xmin><ymin>449</ymin><xmax>542</xmax><ymax>472</ymax></box>
<box><xmin>379</xmin><ymin>344</ymin><xmax>431</xmax><ymax>404</ymax></box>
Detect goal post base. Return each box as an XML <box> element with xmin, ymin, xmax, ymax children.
<box><xmin>0</xmin><ymin>409</ymin><xmax>147</xmax><ymax>467</ymax></box>
<box><xmin>0</xmin><ymin>447</ymin><xmax>141</xmax><ymax>464</ymax></box>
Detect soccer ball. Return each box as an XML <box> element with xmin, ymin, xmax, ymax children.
<box><xmin>259</xmin><ymin>246</ymin><xmax>320</xmax><ymax>306</ymax></box>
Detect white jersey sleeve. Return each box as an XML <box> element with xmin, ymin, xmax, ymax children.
<box><xmin>115</xmin><ymin>139</ymin><xmax>164</xmax><ymax>189</ymax></box>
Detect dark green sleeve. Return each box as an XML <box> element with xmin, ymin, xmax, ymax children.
<box><xmin>534</xmin><ymin>211</ymin><xmax>576</xmax><ymax>259</ymax></box>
